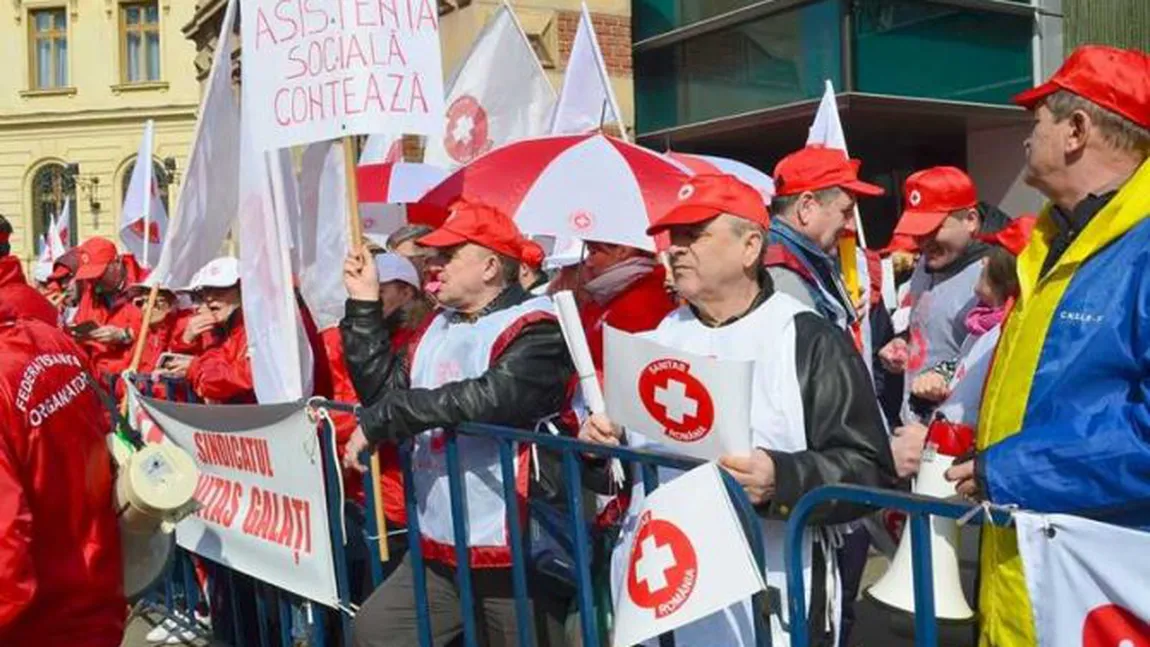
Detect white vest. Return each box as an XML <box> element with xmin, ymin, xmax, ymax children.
<box><xmin>408</xmin><ymin>296</ymin><xmax>554</xmax><ymax>567</ymax></box>
<box><xmin>934</xmin><ymin>325</ymin><xmax>1001</xmax><ymax>427</ymax></box>
<box><xmin>610</xmin><ymin>293</ymin><xmax>839</xmax><ymax>647</ymax></box>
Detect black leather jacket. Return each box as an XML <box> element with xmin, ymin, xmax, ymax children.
<box><xmin>339</xmin><ymin>285</ymin><xmax>575</xmax><ymax>445</ymax></box>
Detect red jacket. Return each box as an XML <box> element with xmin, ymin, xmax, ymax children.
<box><xmin>73</xmin><ymin>282</ymin><xmax>142</xmax><ymax>381</ymax></box>
<box><xmin>186</xmin><ymin>310</ymin><xmax>255</xmax><ymax>404</ymax></box>
<box><xmin>0</xmin><ymin>299</ymin><xmax>125</xmax><ymax>647</ymax></box>
<box><xmin>0</xmin><ymin>257</ymin><xmax>58</xmax><ymax>328</ymax></box>
<box><xmin>579</xmin><ymin>266</ymin><xmax>677</xmax><ymax>372</ymax></box>
<box><xmin>321</xmin><ymin>328</ymin><xmax>406</xmax><ymax>525</ymax></box>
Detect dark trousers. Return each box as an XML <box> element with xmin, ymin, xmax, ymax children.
<box><xmin>836</xmin><ymin>527</ymin><xmax>872</xmax><ymax>647</ymax></box>
<box><xmin>352</xmin><ymin>554</ymin><xmax>569</xmax><ymax>647</ymax></box>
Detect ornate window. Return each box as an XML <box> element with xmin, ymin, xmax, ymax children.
<box><xmin>31</xmin><ymin>163</ymin><xmax>78</xmax><ymax>246</ymax></box>
<box><xmin>29</xmin><ymin>8</ymin><xmax>68</xmax><ymax>89</ymax></box>
<box><xmin>121</xmin><ymin>1</ymin><xmax>162</xmax><ymax>83</ymax></box>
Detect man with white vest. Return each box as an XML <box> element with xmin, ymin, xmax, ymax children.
<box><xmin>581</xmin><ymin>173</ymin><xmax>897</xmax><ymax>646</ymax></box>
<box><xmin>340</xmin><ymin>201</ymin><xmax>576</xmax><ymax>647</ymax></box>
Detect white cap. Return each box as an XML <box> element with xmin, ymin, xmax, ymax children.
<box><xmin>183</xmin><ymin>257</ymin><xmax>240</xmax><ymax>291</ymax></box>
<box><xmin>374</xmin><ymin>253</ymin><xmax>421</xmax><ymax>290</ymax></box>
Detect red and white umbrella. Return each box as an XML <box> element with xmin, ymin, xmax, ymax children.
<box><xmin>420</xmin><ymin>134</ymin><xmax>691</xmax><ymax>252</ymax></box>
<box><xmin>666</xmin><ymin>152</ymin><xmax>775</xmax><ymax>203</ymax></box>
<box><xmin>356</xmin><ymin>162</ymin><xmax>450</xmax><ymax>245</ymax></box>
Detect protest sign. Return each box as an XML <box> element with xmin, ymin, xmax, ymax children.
<box><xmin>612</xmin><ymin>463</ymin><xmax>765</xmax><ymax>647</ymax></box>
<box><xmin>241</xmin><ymin>0</ymin><xmax>445</xmax><ymax>151</ymax></box>
<box><xmin>604</xmin><ymin>326</ymin><xmax>753</xmax><ymax>461</ymax></box>
<box><xmin>137</xmin><ymin>394</ymin><xmax>340</xmax><ymax>608</ymax></box>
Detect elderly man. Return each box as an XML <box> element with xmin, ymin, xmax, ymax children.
<box><xmin>581</xmin><ymin>174</ymin><xmax>896</xmax><ymax>646</ymax></box>
<box><xmin>68</xmin><ymin>237</ymin><xmax>144</xmax><ymax>380</ymax></box>
<box><xmin>341</xmin><ymin>201</ymin><xmax>575</xmax><ymax>647</ymax></box>
<box><xmin>945</xmin><ymin>45</ymin><xmax>1150</xmax><ymax>647</ymax></box>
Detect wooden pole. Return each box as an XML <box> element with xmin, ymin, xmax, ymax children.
<box><xmin>341</xmin><ymin>135</ymin><xmax>389</xmax><ymax>563</ymax></box>
<box><xmin>119</xmin><ymin>284</ymin><xmax>160</xmax><ymax>416</ymax></box>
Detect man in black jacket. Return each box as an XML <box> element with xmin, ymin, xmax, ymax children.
<box><xmin>580</xmin><ymin>174</ymin><xmax>897</xmax><ymax>647</ymax></box>
<box><xmin>341</xmin><ymin>201</ymin><xmax>575</xmax><ymax>647</ymax></box>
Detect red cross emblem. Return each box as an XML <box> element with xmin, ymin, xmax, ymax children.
<box><xmin>638</xmin><ymin>359</ymin><xmax>715</xmax><ymax>443</ymax></box>
<box><xmin>569</xmin><ymin>210</ymin><xmax>594</xmax><ymax>233</ymax></box>
<box><xmin>129</xmin><ymin>219</ymin><xmax>162</xmax><ymax>244</ymax></box>
<box><xmin>363</xmin><ymin>217</ymin><xmax>377</xmax><ymax>230</ymax></box>
<box><xmin>907</xmin><ymin>326</ymin><xmax>928</xmax><ymax>373</ymax></box>
<box><xmin>626</xmin><ymin>511</ymin><xmax>698</xmax><ymax>618</ymax></box>
<box><xmin>444</xmin><ymin>95</ymin><xmax>491</xmax><ymax>165</ymax></box>
<box><xmin>1083</xmin><ymin>604</ymin><xmax>1150</xmax><ymax>647</ymax></box>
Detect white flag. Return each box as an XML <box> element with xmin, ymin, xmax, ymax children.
<box><xmin>1017</xmin><ymin>512</ymin><xmax>1150</xmax><ymax>647</ymax></box>
<box><xmin>296</xmin><ymin>140</ymin><xmax>350</xmax><ymax>331</ymax></box>
<box><xmin>604</xmin><ymin>326</ymin><xmax>753</xmax><ymax>461</ymax></box>
<box><xmin>807</xmin><ymin>80</ymin><xmax>867</xmax><ymax>246</ymax></box>
<box><xmin>120</xmin><ymin>120</ymin><xmax>169</xmax><ymax>268</ymax></box>
<box><xmin>148</xmin><ymin>0</ymin><xmax>240</xmax><ymax>289</ymax></box>
<box><xmin>37</xmin><ymin>235</ymin><xmax>51</xmax><ymax>265</ymax></box>
<box><xmin>359</xmin><ymin>134</ymin><xmax>404</xmax><ymax>166</ymax></box>
<box><xmin>237</xmin><ymin>98</ymin><xmax>314</xmax><ymax>403</ymax></box>
<box><xmin>550</xmin><ymin>3</ymin><xmax>626</xmax><ymax>140</ymax></box>
<box><xmin>422</xmin><ymin>4</ymin><xmax>556</xmax><ymax>169</ymax></box>
<box><xmin>47</xmin><ymin>202</ymin><xmax>70</xmax><ymax>261</ymax></box>
<box><xmin>613</xmin><ymin>463</ymin><xmax>765</xmax><ymax>647</ymax></box>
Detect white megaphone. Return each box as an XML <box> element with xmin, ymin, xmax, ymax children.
<box><xmin>867</xmin><ymin>420</ymin><xmax>975</xmax><ymax>621</ymax></box>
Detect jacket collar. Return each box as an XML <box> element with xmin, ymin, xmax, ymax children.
<box><xmin>768</xmin><ymin>219</ymin><xmax>856</xmax><ymax>323</ymax></box>
<box><xmin>1021</xmin><ymin>157</ymin><xmax>1150</xmax><ymax>301</ymax></box>
<box><xmin>689</xmin><ymin>271</ymin><xmax>775</xmax><ymax>328</ymax></box>
<box><xmin>446</xmin><ymin>283</ymin><xmax>530</xmax><ymax>323</ymax></box>
<box><xmin>926</xmin><ymin>240</ymin><xmax>991</xmax><ymax>278</ymax></box>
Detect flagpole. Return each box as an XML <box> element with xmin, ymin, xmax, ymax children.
<box><xmin>120</xmin><ymin>285</ymin><xmax>160</xmax><ymax>416</ymax></box>
<box><xmin>341</xmin><ymin>134</ymin><xmax>389</xmax><ymax>564</ymax></box>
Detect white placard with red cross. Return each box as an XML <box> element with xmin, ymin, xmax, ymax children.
<box><xmin>604</xmin><ymin>326</ymin><xmax>753</xmax><ymax>461</ymax></box>
<box><xmin>1016</xmin><ymin>511</ymin><xmax>1150</xmax><ymax>647</ymax></box>
<box><xmin>612</xmin><ymin>463</ymin><xmax>765</xmax><ymax>647</ymax></box>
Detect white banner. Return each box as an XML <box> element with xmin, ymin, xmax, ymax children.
<box><xmin>149</xmin><ymin>0</ymin><xmax>240</xmax><ymax>290</ymax></box>
<box><xmin>604</xmin><ymin>326</ymin><xmax>753</xmax><ymax>461</ymax></box>
<box><xmin>137</xmin><ymin>393</ymin><xmax>340</xmax><ymax>608</ymax></box>
<box><xmin>422</xmin><ymin>4</ymin><xmax>556</xmax><ymax>168</ymax></box>
<box><xmin>241</xmin><ymin>0</ymin><xmax>445</xmax><ymax>151</ymax></box>
<box><xmin>296</xmin><ymin>140</ymin><xmax>350</xmax><ymax>331</ymax></box>
<box><xmin>1017</xmin><ymin>512</ymin><xmax>1150</xmax><ymax>647</ymax></box>
<box><xmin>48</xmin><ymin>199</ymin><xmax>71</xmax><ymax>261</ymax></box>
<box><xmin>613</xmin><ymin>463</ymin><xmax>765</xmax><ymax>647</ymax></box>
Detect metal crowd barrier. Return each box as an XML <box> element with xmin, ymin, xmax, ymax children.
<box><xmin>783</xmin><ymin>484</ymin><xmax>1014</xmax><ymax>647</ymax></box>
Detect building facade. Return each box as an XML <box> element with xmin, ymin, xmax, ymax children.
<box><xmin>183</xmin><ymin>0</ymin><xmax>635</xmax><ymax>135</ymax></box>
<box><xmin>631</xmin><ymin>0</ymin><xmax>1071</xmax><ymax>244</ymax></box>
<box><xmin>0</xmin><ymin>0</ymin><xmax>202</xmax><ymax>266</ymax></box>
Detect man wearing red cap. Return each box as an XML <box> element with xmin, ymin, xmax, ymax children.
<box><xmin>0</xmin><ymin>215</ymin><xmax>58</xmax><ymax>327</ymax></box>
<box><xmin>69</xmin><ymin>237</ymin><xmax>144</xmax><ymax>381</ymax></box>
<box><xmin>580</xmin><ymin>174</ymin><xmax>896</xmax><ymax>647</ymax></box>
<box><xmin>0</xmin><ymin>241</ymin><xmax>125</xmax><ymax>646</ymax></box>
<box><xmin>340</xmin><ymin>202</ymin><xmax>576</xmax><ymax>647</ymax></box>
<box><xmin>944</xmin><ymin>45</ymin><xmax>1150</xmax><ymax>647</ymax></box>
<box><xmin>878</xmin><ymin>166</ymin><xmax>991</xmax><ymax>426</ymax></box>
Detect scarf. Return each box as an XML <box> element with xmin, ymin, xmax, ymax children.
<box><xmin>964</xmin><ymin>301</ymin><xmax>1005</xmax><ymax>336</ymax></box>
<box><xmin>584</xmin><ymin>257</ymin><xmax>658</xmax><ymax>305</ymax></box>
<box><xmin>767</xmin><ymin>220</ymin><xmax>856</xmax><ymax>327</ymax></box>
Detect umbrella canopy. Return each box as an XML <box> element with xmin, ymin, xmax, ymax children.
<box><xmin>666</xmin><ymin>152</ymin><xmax>775</xmax><ymax>203</ymax></box>
<box><xmin>420</xmin><ymin>134</ymin><xmax>691</xmax><ymax>252</ymax></box>
<box><xmin>356</xmin><ymin>162</ymin><xmax>450</xmax><ymax>246</ymax></box>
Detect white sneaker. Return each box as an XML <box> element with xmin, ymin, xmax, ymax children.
<box><xmin>145</xmin><ymin>613</ymin><xmax>199</xmax><ymax>644</ymax></box>
<box><xmin>145</xmin><ymin>616</ymin><xmax>180</xmax><ymax>643</ymax></box>
<box><xmin>163</xmin><ymin>624</ymin><xmax>200</xmax><ymax>645</ymax></box>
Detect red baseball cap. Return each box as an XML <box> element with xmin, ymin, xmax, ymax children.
<box><xmin>418</xmin><ymin>201</ymin><xmax>528</xmax><ymax>262</ymax></box>
<box><xmin>646</xmin><ymin>174</ymin><xmax>769</xmax><ymax>235</ymax></box>
<box><xmin>773</xmin><ymin>146</ymin><xmax>885</xmax><ymax>198</ymax></box>
<box><xmin>73</xmin><ymin>237</ymin><xmax>119</xmax><ymax>281</ymax></box>
<box><xmin>521</xmin><ymin>240</ymin><xmax>545</xmax><ymax>270</ymax></box>
<box><xmin>1014</xmin><ymin>45</ymin><xmax>1150</xmax><ymax>129</ymax></box>
<box><xmin>893</xmin><ymin>167</ymin><xmax>979</xmax><ymax>237</ymax></box>
<box><xmin>977</xmin><ymin>215</ymin><xmax>1038</xmax><ymax>257</ymax></box>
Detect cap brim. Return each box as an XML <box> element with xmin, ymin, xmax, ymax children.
<box><xmin>645</xmin><ymin>205</ymin><xmax>722</xmax><ymax>235</ymax></box>
<box><xmin>73</xmin><ymin>263</ymin><xmax>108</xmax><ymax>281</ymax></box>
<box><xmin>894</xmin><ymin>210</ymin><xmax>950</xmax><ymax>237</ymax></box>
<box><xmin>841</xmin><ymin>180</ymin><xmax>886</xmax><ymax>197</ymax></box>
<box><xmin>417</xmin><ymin>228</ymin><xmax>468</xmax><ymax>249</ymax></box>
<box><xmin>1013</xmin><ymin>81</ymin><xmax>1058</xmax><ymax>108</ymax></box>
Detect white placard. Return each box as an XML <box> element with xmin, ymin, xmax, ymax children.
<box><xmin>136</xmin><ymin>393</ymin><xmax>340</xmax><ymax>608</ymax></box>
<box><xmin>613</xmin><ymin>463</ymin><xmax>765</xmax><ymax>647</ymax></box>
<box><xmin>241</xmin><ymin>0</ymin><xmax>445</xmax><ymax>150</ymax></box>
<box><xmin>604</xmin><ymin>326</ymin><xmax>753</xmax><ymax>461</ymax></box>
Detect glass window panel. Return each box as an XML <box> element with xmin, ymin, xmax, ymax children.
<box><xmin>36</xmin><ymin>39</ymin><xmax>51</xmax><ymax>88</ymax></box>
<box><xmin>126</xmin><ymin>6</ymin><xmax>140</xmax><ymax>25</ymax></box>
<box><xmin>851</xmin><ymin>0</ymin><xmax>1032</xmax><ymax>105</ymax></box>
<box><xmin>35</xmin><ymin>11</ymin><xmax>50</xmax><ymax>32</ymax></box>
<box><xmin>127</xmin><ymin>32</ymin><xmax>141</xmax><ymax>82</ymax></box>
<box><xmin>146</xmin><ymin>33</ymin><xmax>160</xmax><ymax>80</ymax></box>
<box><xmin>635</xmin><ymin>0</ymin><xmax>842</xmax><ymax>133</ymax></box>
<box><xmin>634</xmin><ymin>0</ymin><xmax>765</xmax><ymax>42</ymax></box>
<box><xmin>56</xmin><ymin>36</ymin><xmax>67</xmax><ymax>87</ymax></box>
<box><xmin>145</xmin><ymin>4</ymin><xmax>159</xmax><ymax>24</ymax></box>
